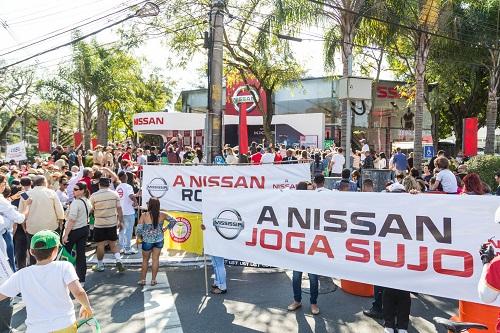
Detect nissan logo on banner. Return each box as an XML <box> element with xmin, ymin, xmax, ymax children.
<box><xmin>232</xmin><ymin>85</ymin><xmax>260</xmax><ymax>113</ymax></box>
<box><xmin>213</xmin><ymin>209</ymin><xmax>245</xmax><ymax>240</ymax></box>
<box><xmin>146</xmin><ymin>177</ymin><xmax>169</xmax><ymax>198</ymax></box>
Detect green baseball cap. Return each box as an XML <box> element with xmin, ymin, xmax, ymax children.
<box><xmin>30</xmin><ymin>230</ymin><xmax>60</xmax><ymax>250</ymax></box>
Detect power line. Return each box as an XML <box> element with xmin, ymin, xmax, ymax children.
<box><xmin>307</xmin><ymin>0</ymin><xmax>500</xmax><ymax>52</ymax></box>
<box><xmin>0</xmin><ymin>0</ymin><xmax>138</xmax><ymax>55</ymax></box>
<box><xmin>0</xmin><ymin>0</ymin><xmax>148</xmax><ymax>57</ymax></box>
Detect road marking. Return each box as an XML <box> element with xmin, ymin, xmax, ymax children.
<box><xmin>143</xmin><ymin>272</ymin><xmax>183</xmax><ymax>333</ymax></box>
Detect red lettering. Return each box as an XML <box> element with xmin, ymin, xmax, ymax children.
<box><xmin>346</xmin><ymin>238</ymin><xmax>370</xmax><ymax>263</ymax></box>
<box><xmin>407</xmin><ymin>246</ymin><xmax>428</xmax><ymax>271</ymax></box>
<box><xmin>207</xmin><ymin>176</ymin><xmax>220</xmax><ymax>187</ymax></box>
<box><xmin>433</xmin><ymin>249</ymin><xmax>473</xmax><ymax>278</ymax></box>
<box><xmin>388</xmin><ymin>87</ymin><xmax>399</xmax><ymax>99</ymax></box>
<box><xmin>307</xmin><ymin>235</ymin><xmax>334</xmax><ymax>258</ymax></box>
<box><xmin>245</xmin><ymin>228</ymin><xmax>257</xmax><ymax>246</ymax></box>
<box><xmin>133</xmin><ymin>117</ymin><xmax>164</xmax><ymax>125</ymax></box>
<box><xmin>220</xmin><ymin>176</ymin><xmax>233</xmax><ymax>188</ymax></box>
<box><xmin>172</xmin><ymin>175</ymin><xmax>185</xmax><ymax>187</ymax></box>
<box><xmin>376</xmin><ymin>86</ymin><xmax>388</xmax><ymax>98</ymax></box>
<box><xmin>286</xmin><ymin>232</ymin><xmax>305</xmax><ymax>254</ymax></box>
<box><xmin>190</xmin><ymin>176</ymin><xmax>202</xmax><ymax>187</ymax></box>
<box><xmin>234</xmin><ymin>176</ymin><xmax>248</xmax><ymax>188</ymax></box>
<box><xmin>260</xmin><ymin>229</ymin><xmax>282</xmax><ymax>250</ymax></box>
<box><xmin>374</xmin><ymin>241</ymin><xmax>404</xmax><ymax>268</ymax></box>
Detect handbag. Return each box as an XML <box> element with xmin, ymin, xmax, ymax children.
<box><xmin>56</xmin><ymin>245</ymin><xmax>76</xmax><ymax>266</ymax></box>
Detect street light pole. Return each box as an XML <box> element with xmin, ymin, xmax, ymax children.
<box><xmin>207</xmin><ymin>0</ymin><xmax>224</xmax><ymax>163</ymax></box>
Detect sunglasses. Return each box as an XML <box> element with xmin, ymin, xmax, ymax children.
<box><xmin>73</xmin><ymin>188</ymin><xmax>82</xmax><ymax>191</ymax></box>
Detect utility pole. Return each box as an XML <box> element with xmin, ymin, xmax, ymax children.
<box><xmin>206</xmin><ymin>0</ymin><xmax>224</xmax><ymax>163</ymax></box>
<box><xmin>345</xmin><ymin>55</ymin><xmax>353</xmax><ymax>169</ymax></box>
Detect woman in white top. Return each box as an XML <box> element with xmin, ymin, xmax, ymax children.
<box><xmin>378</xmin><ymin>152</ymin><xmax>387</xmax><ymax>169</ymax></box>
<box><xmin>62</xmin><ymin>182</ymin><xmax>92</xmax><ymax>284</ymax></box>
<box><xmin>225</xmin><ymin>147</ymin><xmax>238</xmax><ymax>164</ymax></box>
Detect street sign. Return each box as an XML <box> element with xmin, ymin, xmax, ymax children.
<box><xmin>423</xmin><ymin>146</ymin><xmax>435</xmax><ymax>159</ymax></box>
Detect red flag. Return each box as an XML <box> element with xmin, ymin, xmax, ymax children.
<box><xmin>463</xmin><ymin>118</ymin><xmax>478</xmax><ymax>157</ymax></box>
<box><xmin>239</xmin><ymin>103</ymin><xmax>249</xmax><ymax>155</ymax></box>
<box><xmin>91</xmin><ymin>138</ymin><xmax>98</xmax><ymax>149</ymax></box>
<box><xmin>37</xmin><ymin>120</ymin><xmax>51</xmax><ymax>152</ymax></box>
<box><xmin>74</xmin><ymin>132</ymin><xmax>83</xmax><ymax>148</ymax></box>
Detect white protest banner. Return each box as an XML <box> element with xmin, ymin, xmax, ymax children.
<box><xmin>6</xmin><ymin>141</ymin><xmax>27</xmax><ymax>161</ymax></box>
<box><xmin>142</xmin><ymin>164</ymin><xmax>311</xmax><ymax>213</ymax></box>
<box><xmin>203</xmin><ymin>188</ymin><xmax>500</xmax><ymax>305</ymax></box>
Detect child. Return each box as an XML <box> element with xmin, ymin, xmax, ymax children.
<box><xmin>0</xmin><ymin>230</ymin><xmax>93</xmax><ymax>333</ymax></box>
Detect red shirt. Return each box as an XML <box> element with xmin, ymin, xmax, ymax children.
<box><xmin>121</xmin><ymin>152</ymin><xmax>132</xmax><ymax>161</ymax></box>
<box><xmin>79</xmin><ymin>176</ymin><xmax>92</xmax><ymax>194</ymax></box>
<box><xmin>274</xmin><ymin>153</ymin><xmax>283</xmax><ymax>164</ymax></box>
<box><xmin>251</xmin><ymin>152</ymin><xmax>262</xmax><ymax>164</ymax></box>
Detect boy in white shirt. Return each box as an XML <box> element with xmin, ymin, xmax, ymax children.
<box><xmin>0</xmin><ymin>230</ymin><xmax>93</xmax><ymax>333</ymax></box>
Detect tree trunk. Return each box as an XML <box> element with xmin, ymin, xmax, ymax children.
<box><xmin>340</xmin><ymin>27</ymin><xmax>353</xmax><ymax>152</ymax></box>
<box><xmin>413</xmin><ymin>33</ymin><xmax>430</xmax><ymax>171</ymax></box>
<box><xmin>96</xmin><ymin>104</ymin><xmax>109</xmax><ymax>146</ymax></box>
<box><xmin>262</xmin><ymin>88</ymin><xmax>274</xmax><ymax>146</ymax></box>
<box><xmin>485</xmin><ymin>60</ymin><xmax>499</xmax><ymax>154</ymax></box>
<box><xmin>82</xmin><ymin>95</ymin><xmax>93</xmax><ymax>150</ymax></box>
<box><xmin>0</xmin><ymin>115</ymin><xmax>19</xmax><ymax>144</ymax></box>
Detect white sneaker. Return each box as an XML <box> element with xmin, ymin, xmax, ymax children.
<box><xmin>397</xmin><ymin>330</ymin><xmax>408</xmax><ymax>333</ymax></box>
<box><xmin>384</xmin><ymin>329</ymin><xmax>395</xmax><ymax>333</ymax></box>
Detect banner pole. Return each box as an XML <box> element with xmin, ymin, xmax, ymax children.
<box><xmin>204</xmin><ymin>254</ymin><xmax>209</xmax><ymax>296</ymax></box>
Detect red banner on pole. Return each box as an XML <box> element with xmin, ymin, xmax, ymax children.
<box><xmin>74</xmin><ymin>132</ymin><xmax>82</xmax><ymax>148</ymax></box>
<box><xmin>239</xmin><ymin>103</ymin><xmax>249</xmax><ymax>155</ymax></box>
<box><xmin>37</xmin><ymin>120</ymin><xmax>51</xmax><ymax>153</ymax></box>
<box><xmin>463</xmin><ymin>118</ymin><xmax>478</xmax><ymax>157</ymax></box>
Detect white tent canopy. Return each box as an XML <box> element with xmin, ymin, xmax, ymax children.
<box><xmin>132</xmin><ymin>112</ymin><xmax>205</xmax><ymax>138</ymax></box>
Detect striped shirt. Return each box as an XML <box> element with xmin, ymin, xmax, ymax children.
<box><xmin>89</xmin><ymin>188</ymin><xmax>121</xmax><ymax>228</ymax></box>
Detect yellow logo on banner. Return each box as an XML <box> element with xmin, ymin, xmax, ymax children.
<box><xmin>164</xmin><ymin>211</ymin><xmax>203</xmax><ymax>255</ymax></box>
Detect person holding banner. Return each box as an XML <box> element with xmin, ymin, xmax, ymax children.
<box><xmin>287</xmin><ymin>181</ymin><xmax>320</xmax><ymax>315</ymax></box>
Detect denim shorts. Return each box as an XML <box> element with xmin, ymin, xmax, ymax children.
<box><xmin>141</xmin><ymin>241</ymin><xmax>164</xmax><ymax>251</ymax></box>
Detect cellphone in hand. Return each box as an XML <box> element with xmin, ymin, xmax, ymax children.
<box><xmin>21</xmin><ymin>192</ymin><xmax>29</xmax><ymax>200</ymax></box>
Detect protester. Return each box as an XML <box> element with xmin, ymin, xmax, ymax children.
<box><xmin>62</xmin><ymin>182</ymin><xmax>91</xmax><ymax>286</ymax></box>
<box><xmin>462</xmin><ymin>173</ymin><xmax>486</xmax><ymax>195</ymax></box>
<box><xmin>56</xmin><ymin>178</ymin><xmax>69</xmax><ymax>210</ymax></box>
<box><xmin>314</xmin><ymin>174</ymin><xmax>331</xmax><ymax>192</ymax></box>
<box><xmin>363</xmin><ymin>150</ymin><xmax>374</xmax><ymax>169</ymax></box>
<box><xmin>310</xmin><ymin>153</ymin><xmax>325</xmax><ymax>177</ymax></box>
<box><xmin>377</xmin><ymin>152</ymin><xmax>387</xmax><ymax>169</ymax></box>
<box><xmin>333</xmin><ymin>169</ymin><xmax>358</xmax><ymax>192</ymax></box>
<box><xmin>392</xmin><ymin>148</ymin><xmax>408</xmax><ymax>174</ymax></box>
<box><xmin>90</xmin><ymin>177</ymin><xmax>125</xmax><ymax>273</ymax></box>
<box><xmin>19</xmin><ymin>175</ymin><xmax>65</xmax><ymax>265</ymax></box>
<box><xmin>261</xmin><ymin>147</ymin><xmax>275</xmax><ymax>164</ymax></box>
<box><xmin>282</xmin><ymin>149</ymin><xmax>298</xmax><ymax>164</ymax></box>
<box><xmin>288</xmin><ymin>181</ymin><xmax>320</xmax><ymax>315</ymax></box>
<box><xmin>495</xmin><ymin>171</ymin><xmax>500</xmax><ymax>196</ymax></box>
<box><xmin>117</xmin><ymin>171</ymin><xmax>138</xmax><ymax>255</ymax></box>
<box><xmin>328</xmin><ymin>148</ymin><xmax>345</xmax><ymax>177</ymax></box>
<box><xmin>136</xmin><ymin>198</ymin><xmax>176</xmax><ymax>286</ymax></box>
<box><xmin>0</xmin><ymin>230</ymin><xmax>93</xmax><ymax>333</ymax></box>
<box><xmin>431</xmin><ymin>157</ymin><xmax>458</xmax><ymax>193</ymax></box>
<box><xmin>225</xmin><ymin>147</ymin><xmax>238</xmax><ymax>164</ymax></box>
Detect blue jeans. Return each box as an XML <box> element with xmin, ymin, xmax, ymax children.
<box><xmin>212</xmin><ymin>256</ymin><xmax>227</xmax><ymax>290</ymax></box>
<box><xmin>2</xmin><ymin>231</ymin><xmax>15</xmax><ymax>272</ymax></box>
<box><xmin>293</xmin><ymin>271</ymin><xmax>318</xmax><ymax>305</ymax></box>
<box><xmin>119</xmin><ymin>214</ymin><xmax>136</xmax><ymax>251</ymax></box>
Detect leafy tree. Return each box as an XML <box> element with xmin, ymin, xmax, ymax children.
<box><xmin>38</xmin><ymin>38</ymin><xmax>172</xmax><ymax>148</ymax></box>
<box><xmin>0</xmin><ymin>66</ymin><xmax>35</xmax><ymax>144</ymax></box>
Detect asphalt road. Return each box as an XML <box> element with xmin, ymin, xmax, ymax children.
<box><xmin>10</xmin><ymin>265</ymin><xmax>458</xmax><ymax>333</ymax></box>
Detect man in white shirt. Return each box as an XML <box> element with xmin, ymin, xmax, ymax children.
<box><xmin>360</xmin><ymin>139</ymin><xmax>370</xmax><ymax>162</ymax></box>
<box><xmin>261</xmin><ymin>147</ymin><xmax>276</xmax><ymax>164</ymax></box>
<box><xmin>136</xmin><ymin>148</ymin><xmax>147</xmax><ymax>166</ymax></box>
<box><xmin>329</xmin><ymin>148</ymin><xmax>345</xmax><ymax>177</ymax></box>
<box><xmin>431</xmin><ymin>157</ymin><xmax>458</xmax><ymax>193</ymax></box>
<box><xmin>116</xmin><ymin>171</ymin><xmax>138</xmax><ymax>255</ymax></box>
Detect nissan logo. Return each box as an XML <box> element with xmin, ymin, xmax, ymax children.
<box><xmin>146</xmin><ymin>177</ymin><xmax>169</xmax><ymax>198</ymax></box>
<box><xmin>213</xmin><ymin>209</ymin><xmax>245</xmax><ymax>240</ymax></box>
<box><xmin>232</xmin><ymin>85</ymin><xmax>260</xmax><ymax>113</ymax></box>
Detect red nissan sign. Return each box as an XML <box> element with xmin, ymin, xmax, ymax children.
<box><xmin>225</xmin><ymin>78</ymin><xmax>267</xmax><ymax>116</ymax></box>
<box><xmin>133</xmin><ymin>117</ymin><xmax>165</xmax><ymax>126</ymax></box>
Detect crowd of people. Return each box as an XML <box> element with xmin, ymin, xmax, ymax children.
<box><xmin>0</xmin><ymin>135</ymin><xmax>498</xmax><ymax>332</ymax></box>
